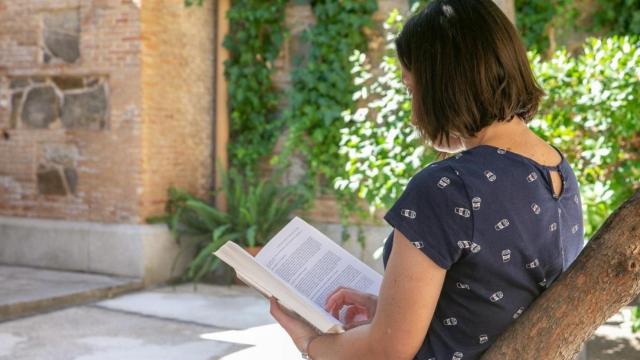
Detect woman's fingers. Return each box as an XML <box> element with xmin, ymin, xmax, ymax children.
<box><xmin>324</xmin><ymin>287</ymin><xmax>368</xmax><ymax>313</ymax></box>
<box><xmin>324</xmin><ymin>286</ymin><xmax>349</xmax><ymax>310</ymax></box>
<box><xmin>344</xmin><ymin>304</ymin><xmax>369</xmax><ymax>325</ymax></box>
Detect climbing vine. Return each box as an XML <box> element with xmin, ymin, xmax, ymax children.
<box><xmin>515</xmin><ymin>0</ymin><xmax>640</xmax><ymax>55</ymax></box>
<box><xmin>272</xmin><ymin>0</ymin><xmax>378</xmax><ymax>240</ymax></box>
<box><xmin>592</xmin><ymin>0</ymin><xmax>640</xmax><ymax>35</ymax></box>
<box><xmin>221</xmin><ymin>1</ymin><xmax>289</xmax><ymax>175</ymax></box>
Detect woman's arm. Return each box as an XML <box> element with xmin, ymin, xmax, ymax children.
<box><xmin>270</xmin><ymin>228</ymin><xmax>447</xmax><ymax>360</ymax></box>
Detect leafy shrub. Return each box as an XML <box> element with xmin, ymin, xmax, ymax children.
<box><xmin>337</xmin><ymin>12</ymin><xmax>640</xmax><ymax>242</ymax></box>
<box><xmin>529</xmin><ymin>36</ymin><xmax>640</xmax><ymax>237</ymax></box>
<box><xmin>149</xmin><ymin>167</ymin><xmax>308</xmax><ymax>283</ymax></box>
<box><xmin>335</xmin><ymin>9</ymin><xmax>438</xmax><ymax>217</ymax></box>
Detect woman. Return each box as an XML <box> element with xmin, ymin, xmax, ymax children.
<box><xmin>269</xmin><ymin>0</ymin><xmax>585</xmax><ymax>359</ymax></box>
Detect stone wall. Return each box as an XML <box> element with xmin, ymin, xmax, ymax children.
<box><xmin>0</xmin><ymin>0</ymin><xmax>142</xmax><ymax>223</ymax></box>
<box><xmin>0</xmin><ymin>0</ymin><xmax>215</xmax><ymax>224</ymax></box>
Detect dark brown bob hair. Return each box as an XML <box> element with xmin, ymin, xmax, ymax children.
<box><xmin>395</xmin><ymin>0</ymin><xmax>545</xmax><ymax>148</ymax></box>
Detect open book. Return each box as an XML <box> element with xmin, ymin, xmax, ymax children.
<box><xmin>213</xmin><ymin>216</ymin><xmax>383</xmax><ymax>334</ymax></box>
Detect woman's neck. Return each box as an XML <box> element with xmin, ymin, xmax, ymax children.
<box><xmin>462</xmin><ymin>116</ymin><xmax>533</xmax><ymax>150</ymax></box>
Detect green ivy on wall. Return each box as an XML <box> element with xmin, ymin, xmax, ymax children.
<box><xmin>272</xmin><ymin>0</ymin><xmax>378</xmax><ymax>231</ymax></box>
<box><xmin>222</xmin><ymin>1</ymin><xmax>289</xmax><ymax>175</ymax></box>
<box><xmin>515</xmin><ymin>0</ymin><xmax>640</xmax><ymax>54</ymax></box>
<box><xmin>593</xmin><ymin>0</ymin><xmax>640</xmax><ymax>35</ymax></box>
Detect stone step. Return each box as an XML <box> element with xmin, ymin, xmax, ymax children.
<box><xmin>0</xmin><ymin>265</ymin><xmax>143</xmax><ymax>322</ymax></box>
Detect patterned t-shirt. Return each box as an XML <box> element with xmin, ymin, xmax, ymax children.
<box><xmin>382</xmin><ymin>143</ymin><xmax>585</xmax><ymax>360</ymax></box>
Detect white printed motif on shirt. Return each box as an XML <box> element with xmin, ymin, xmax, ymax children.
<box><xmin>489</xmin><ymin>291</ymin><xmax>503</xmax><ymax>302</ymax></box>
<box><xmin>494</xmin><ymin>218</ymin><xmax>510</xmax><ymax>231</ymax></box>
<box><xmin>457</xmin><ymin>240</ymin><xmax>481</xmax><ymax>253</ymax></box>
<box><xmin>453</xmin><ymin>351</ymin><xmax>464</xmax><ymax>360</ymax></box>
<box><xmin>412</xmin><ymin>241</ymin><xmax>424</xmax><ymax>249</ymax></box>
<box><xmin>456</xmin><ymin>282</ymin><xmax>470</xmax><ymax>290</ymax></box>
<box><xmin>531</xmin><ymin>202</ymin><xmax>541</xmax><ymax>214</ymax></box>
<box><xmin>527</xmin><ymin>172</ymin><xmax>538</xmax><ymax>182</ymax></box>
<box><xmin>472</xmin><ymin>197</ymin><xmax>481</xmax><ymax>210</ymax></box>
<box><xmin>525</xmin><ymin>258</ymin><xmax>540</xmax><ymax>269</ymax></box>
<box><xmin>549</xmin><ymin>222</ymin><xmax>557</xmax><ymax>231</ymax></box>
<box><xmin>438</xmin><ymin>176</ymin><xmax>451</xmax><ymax>189</ymax></box>
<box><xmin>454</xmin><ymin>207</ymin><xmax>471</xmax><ymax>217</ymax></box>
<box><xmin>443</xmin><ymin>317</ymin><xmax>457</xmax><ymax>326</ymax></box>
<box><xmin>572</xmin><ymin>224</ymin><xmax>579</xmax><ymax>234</ymax></box>
<box><xmin>400</xmin><ymin>209</ymin><xmax>416</xmax><ymax>219</ymax></box>
<box><xmin>484</xmin><ymin>170</ymin><xmax>497</xmax><ymax>182</ymax></box>
<box><xmin>513</xmin><ymin>306</ymin><xmax>525</xmax><ymax>319</ymax></box>
<box><xmin>479</xmin><ymin>334</ymin><xmax>489</xmax><ymax>344</ymax></box>
<box><xmin>501</xmin><ymin>249</ymin><xmax>511</xmax><ymax>262</ymax></box>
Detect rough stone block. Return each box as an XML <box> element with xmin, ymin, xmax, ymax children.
<box><xmin>21</xmin><ymin>86</ymin><xmax>59</xmax><ymax>129</ymax></box>
<box><xmin>43</xmin><ymin>10</ymin><xmax>81</xmax><ymax>63</ymax></box>
<box><xmin>36</xmin><ymin>165</ymin><xmax>66</xmax><ymax>195</ymax></box>
<box><xmin>61</xmin><ymin>85</ymin><xmax>108</xmax><ymax>129</ymax></box>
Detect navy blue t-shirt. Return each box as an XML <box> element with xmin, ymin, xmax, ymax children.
<box><xmin>382</xmin><ymin>143</ymin><xmax>585</xmax><ymax>360</ymax></box>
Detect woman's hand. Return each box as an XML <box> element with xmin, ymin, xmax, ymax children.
<box><xmin>269</xmin><ymin>296</ymin><xmax>320</xmax><ymax>353</ymax></box>
<box><xmin>324</xmin><ymin>287</ymin><xmax>378</xmax><ymax>330</ymax></box>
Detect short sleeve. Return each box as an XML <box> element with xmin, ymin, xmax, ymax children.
<box><xmin>383</xmin><ymin>164</ymin><xmax>474</xmax><ymax>270</ymax></box>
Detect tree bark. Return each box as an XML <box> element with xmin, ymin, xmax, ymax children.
<box><xmin>481</xmin><ymin>190</ymin><xmax>640</xmax><ymax>359</ymax></box>
<box><xmin>492</xmin><ymin>0</ymin><xmax>515</xmax><ymax>23</ymax></box>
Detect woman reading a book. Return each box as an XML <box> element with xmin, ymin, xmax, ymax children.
<box><xmin>269</xmin><ymin>0</ymin><xmax>585</xmax><ymax>359</ymax></box>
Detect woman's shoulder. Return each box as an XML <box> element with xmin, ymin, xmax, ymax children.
<box><xmin>413</xmin><ymin>147</ymin><xmax>489</xmax><ymax>182</ymax></box>
<box><xmin>406</xmin><ymin>157</ymin><xmax>470</xmax><ymax>200</ymax></box>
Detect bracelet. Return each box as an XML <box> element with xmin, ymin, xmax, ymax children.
<box><xmin>301</xmin><ymin>334</ymin><xmax>321</xmax><ymax>359</ymax></box>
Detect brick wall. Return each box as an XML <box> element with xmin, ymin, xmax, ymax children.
<box><xmin>139</xmin><ymin>0</ymin><xmax>215</xmax><ymax>221</ymax></box>
<box><xmin>0</xmin><ymin>0</ymin><xmax>215</xmax><ymax>224</ymax></box>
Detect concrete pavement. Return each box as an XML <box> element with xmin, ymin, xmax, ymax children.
<box><xmin>0</xmin><ymin>283</ymin><xmax>300</xmax><ymax>360</ymax></box>
<box><xmin>0</xmin><ymin>267</ymin><xmax>638</xmax><ymax>359</ymax></box>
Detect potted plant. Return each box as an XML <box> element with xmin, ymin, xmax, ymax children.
<box><xmin>149</xmin><ymin>166</ymin><xmax>308</xmax><ymax>285</ymax></box>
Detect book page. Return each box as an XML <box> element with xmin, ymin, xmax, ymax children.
<box><xmin>215</xmin><ymin>241</ymin><xmax>344</xmax><ymax>333</ymax></box>
<box><xmin>255</xmin><ymin>217</ymin><xmax>383</xmax><ymax>309</ymax></box>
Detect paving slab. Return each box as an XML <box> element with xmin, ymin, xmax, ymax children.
<box><xmin>0</xmin><ymin>280</ymin><xmax>638</xmax><ymax>359</ymax></box>
<box><xmin>0</xmin><ymin>284</ymin><xmax>301</xmax><ymax>360</ymax></box>
<box><xmin>587</xmin><ymin>307</ymin><xmax>640</xmax><ymax>360</ymax></box>
<box><xmin>0</xmin><ymin>265</ymin><xmax>142</xmax><ymax>322</ymax></box>
<box><xmin>94</xmin><ymin>284</ymin><xmax>274</xmax><ymax>330</ymax></box>
<box><xmin>0</xmin><ymin>306</ymin><xmax>243</xmax><ymax>360</ymax></box>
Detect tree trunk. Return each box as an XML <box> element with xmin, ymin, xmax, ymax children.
<box><xmin>493</xmin><ymin>0</ymin><xmax>515</xmax><ymax>23</ymax></box>
<box><xmin>482</xmin><ymin>190</ymin><xmax>640</xmax><ymax>359</ymax></box>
